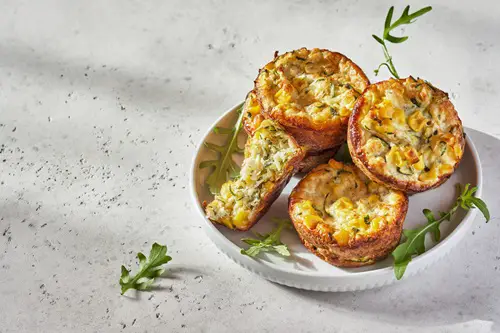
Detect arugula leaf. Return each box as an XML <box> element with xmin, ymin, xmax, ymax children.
<box><xmin>373</xmin><ymin>5</ymin><xmax>432</xmax><ymax>78</ymax></box>
<box><xmin>199</xmin><ymin>104</ymin><xmax>245</xmax><ymax>194</ymax></box>
<box><xmin>392</xmin><ymin>183</ymin><xmax>490</xmax><ymax>280</ymax></box>
<box><xmin>240</xmin><ymin>218</ymin><xmax>291</xmax><ymax>258</ymax></box>
<box><xmin>423</xmin><ymin>208</ymin><xmax>440</xmax><ymax>241</ymax></box>
<box><xmin>120</xmin><ymin>243</ymin><xmax>172</xmax><ymax>295</ymax></box>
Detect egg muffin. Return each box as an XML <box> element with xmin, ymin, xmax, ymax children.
<box><xmin>254</xmin><ymin>48</ymin><xmax>369</xmax><ymax>152</ymax></box>
<box><xmin>242</xmin><ymin>90</ymin><xmax>341</xmax><ymax>173</ymax></box>
<box><xmin>289</xmin><ymin>160</ymin><xmax>408</xmax><ymax>267</ymax></box>
<box><xmin>205</xmin><ymin>120</ymin><xmax>305</xmax><ymax>231</ymax></box>
<box><xmin>348</xmin><ymin>77</ymin><xmax>465</xmax><ymax>193</ymax></box>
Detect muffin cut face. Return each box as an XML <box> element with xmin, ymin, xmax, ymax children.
<box><xmin>205</xmin><ymin>120</ymin><xmax>304</xmax><ymax>231</ymax></box>
<box><xmin>254</xmin><ymin>48</ymin><xmax>369</xmax><ymax>151</ymax></box>
<box><xmin>348</xmin><ymin>77</ymin><xmax>465</xmax><ymax>193</ymax></box>
<box><xmin>289</xmin><ymin>160</ymin><xmax>408</xmax><ymax>267</ymax></box>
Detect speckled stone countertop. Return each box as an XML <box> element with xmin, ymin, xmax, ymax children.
<box><xmin>0</xmin><ymin>1</ymin><xmax>499</xmax><ymax>332</ymax></box>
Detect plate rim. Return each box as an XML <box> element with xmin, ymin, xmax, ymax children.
<box><xmin>190</xmin><ymin>103</ymin><xmax>483</xmax><ymax>291</ymax></box>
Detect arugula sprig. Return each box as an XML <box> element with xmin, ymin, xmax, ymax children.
<box><xmin>199</xmin><ymin>104</ymin><xmax>245</xmax><ymax>194</ymax></box>
<box><xmin>120</xmin><ymin>243</ymin><xmax>172</xmax><ymax>295</ymax></box>
<box><xmin>392</xmin><ymin>184</ymin><xmax>490</xmax><ymax>280</ymax></box>
<box><xmin>241</xmin><ymin>218</ymin><xmax>291</xmax><ymax>258</ymax></box>
<box><xmin>373</xmin><ymin>5</ymin><xmax>432</xmax><ymax>78</ymax></box>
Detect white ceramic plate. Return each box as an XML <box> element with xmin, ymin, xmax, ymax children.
<box><xmin>190</xmin><ymin>103</ymin><xmax>483</xmax><ymax>291</ymax></box>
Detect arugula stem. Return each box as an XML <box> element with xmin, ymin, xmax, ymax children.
<box><xmin>381</xmin><ymin>42</ymin><xmax>399</xmax><ymax>79</ymax></box>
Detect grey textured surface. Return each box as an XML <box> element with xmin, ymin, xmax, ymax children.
<box><xmin>0</xmin><ymin>0</ymin><xmax>499</xmax><ymax>332</ymax></box>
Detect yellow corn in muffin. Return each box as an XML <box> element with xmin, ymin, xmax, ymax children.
<box><xmin>289</xmin><ymin>160</ymin><xmax>408</xmax><ymax>267</ymax></box>
<box><xmin>348</xmin><ymin>77</ymin><xmax>465</xmax><ymax>193</ymax></box>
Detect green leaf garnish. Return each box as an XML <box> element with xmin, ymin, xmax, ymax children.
<box><xmin>392</xmin><ymin>183</ymin><xmax>490</xmax><ymax>280</ymax></box>
<box><xmin>199</xmin><ymin>104</ymin><xmax>245</xmax><ymax>194</ymax></box>
<box><xmin>240</xmin><ymin>218</ymin><xmax>291</xmax><ymax>258</ymax></box>
<box><xmin>119</xmin><ymin>243</ymin><xmax>172</xmax><ymax>295</ymax></box>
<box><xmin>373</xmin><ymin>5</ymin><xmax>432</xmax><ymax>78</ymax></box>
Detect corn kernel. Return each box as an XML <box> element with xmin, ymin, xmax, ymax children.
<box><xmin>350</xmin><ymin>218</ymin><xmax>365</xmax><ymax>230</ymax></box>
<box><xmin>335</xmin><ymin>197</ymin><xmax>354</xmax><ymax>210</ymax></box>
<box><xmin>304</xmin><ymin>215</ymin><xmax>323</xmax><ymax>229</ymax></box>
<box><xmin>381</xmin><ymin>119</ymin><xmax>392</xmax><ymax>127</ymax></box>
<box><xmin>430</xmin><ymin>134</ymin><xmax>455</xmax><ymax>152</ymax></box>
<box><xmin>413</xmin><ymin>158</ymin><xmax>425</xmax><ymax>171</ymax></box>
<box><xmin>387</xmin><ymin>147</ymin><xmax>404</xmax><ymax>167</ymax></box>
<box><xmin>233</xmin><ymin>210</ymin><xmax>249</xmax><ymax>228</ymax></box>
<box><xmin>370</xmin><ymin>217</ymin><xmax>384</xmax><ymax>231</ymax></box>
<box><xmin>338</xmin><ymin>106</ymin><xmax>351</xmax><ymax>117</ymax></box>
<box><xmin>379</xmin><ymin>119</ymin><xmax>395</xmax><ymax>133</ymax></box>
<box><xmin>219</xmin><ymin>182</ymin><xmax>233</xmax><ymax>199</ymax></box>
<box><xmin>392</xmin><ymin>108</ymin><xmax>406</xmax><ymax>124</ymax></box>
<box><xmin>419</xmin><ymin>165</ymin><xmax>438</xmax><ymax>181</ymax></box>
<box><xmin>334</xmin><ymin>229</ymin><xmax>350</xmax><ymax>246</ymax></box>
<box><xmin>378</xmin><ymin>105</ymin><xmax>394</xmax><ymax>119</ymax></box>
<box><xmin>274</xmin><ymin>88</ymin><xmax>291</xmax><ymax>104</ymax></box>
<box><xmin>408</xmin><ymin>111</ymin><xmax>426</xmax><ymax>132</ymax></box>
<box><xmin>438</xmin><ymin>164</ymin><xmax>453</xmax><ymax>175</ymax></box>
<box><xmin>368</xmin><ymin>194</ymin><xmax>380</xmax><ymax>205</ymax></box>
<box><xmin>247</xmin><ymin>105</ymin><xmax>260</xmax><ymax>115</ymax></box>
<box><xmin>403</xmin><ymin>147</ymin><xmax>419</xmax><ymax>164</ymax></box>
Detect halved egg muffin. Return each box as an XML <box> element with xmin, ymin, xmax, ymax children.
<box><xmin>289</xmin><ymin>160</ymin><xmax>408</xmax><ymax>267</ymax></box>
<box><xmin>348</xmin><ymin>77</ymin><xmax>465</xmax><ymax>193</ymax></box>
<box><xmin>205</xmin><ymin>120</ymin><xmax>305</xmax><ymax>231</ymax></box>
<box><xmin>242</xmin><ymin>90</ymin><xmax>341</xmax><ymax>173</ymax></box>
<box><xmin>254</xmin><ymin>48</ymin><xmax>369</xmax><ymax>152</ymax></box>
